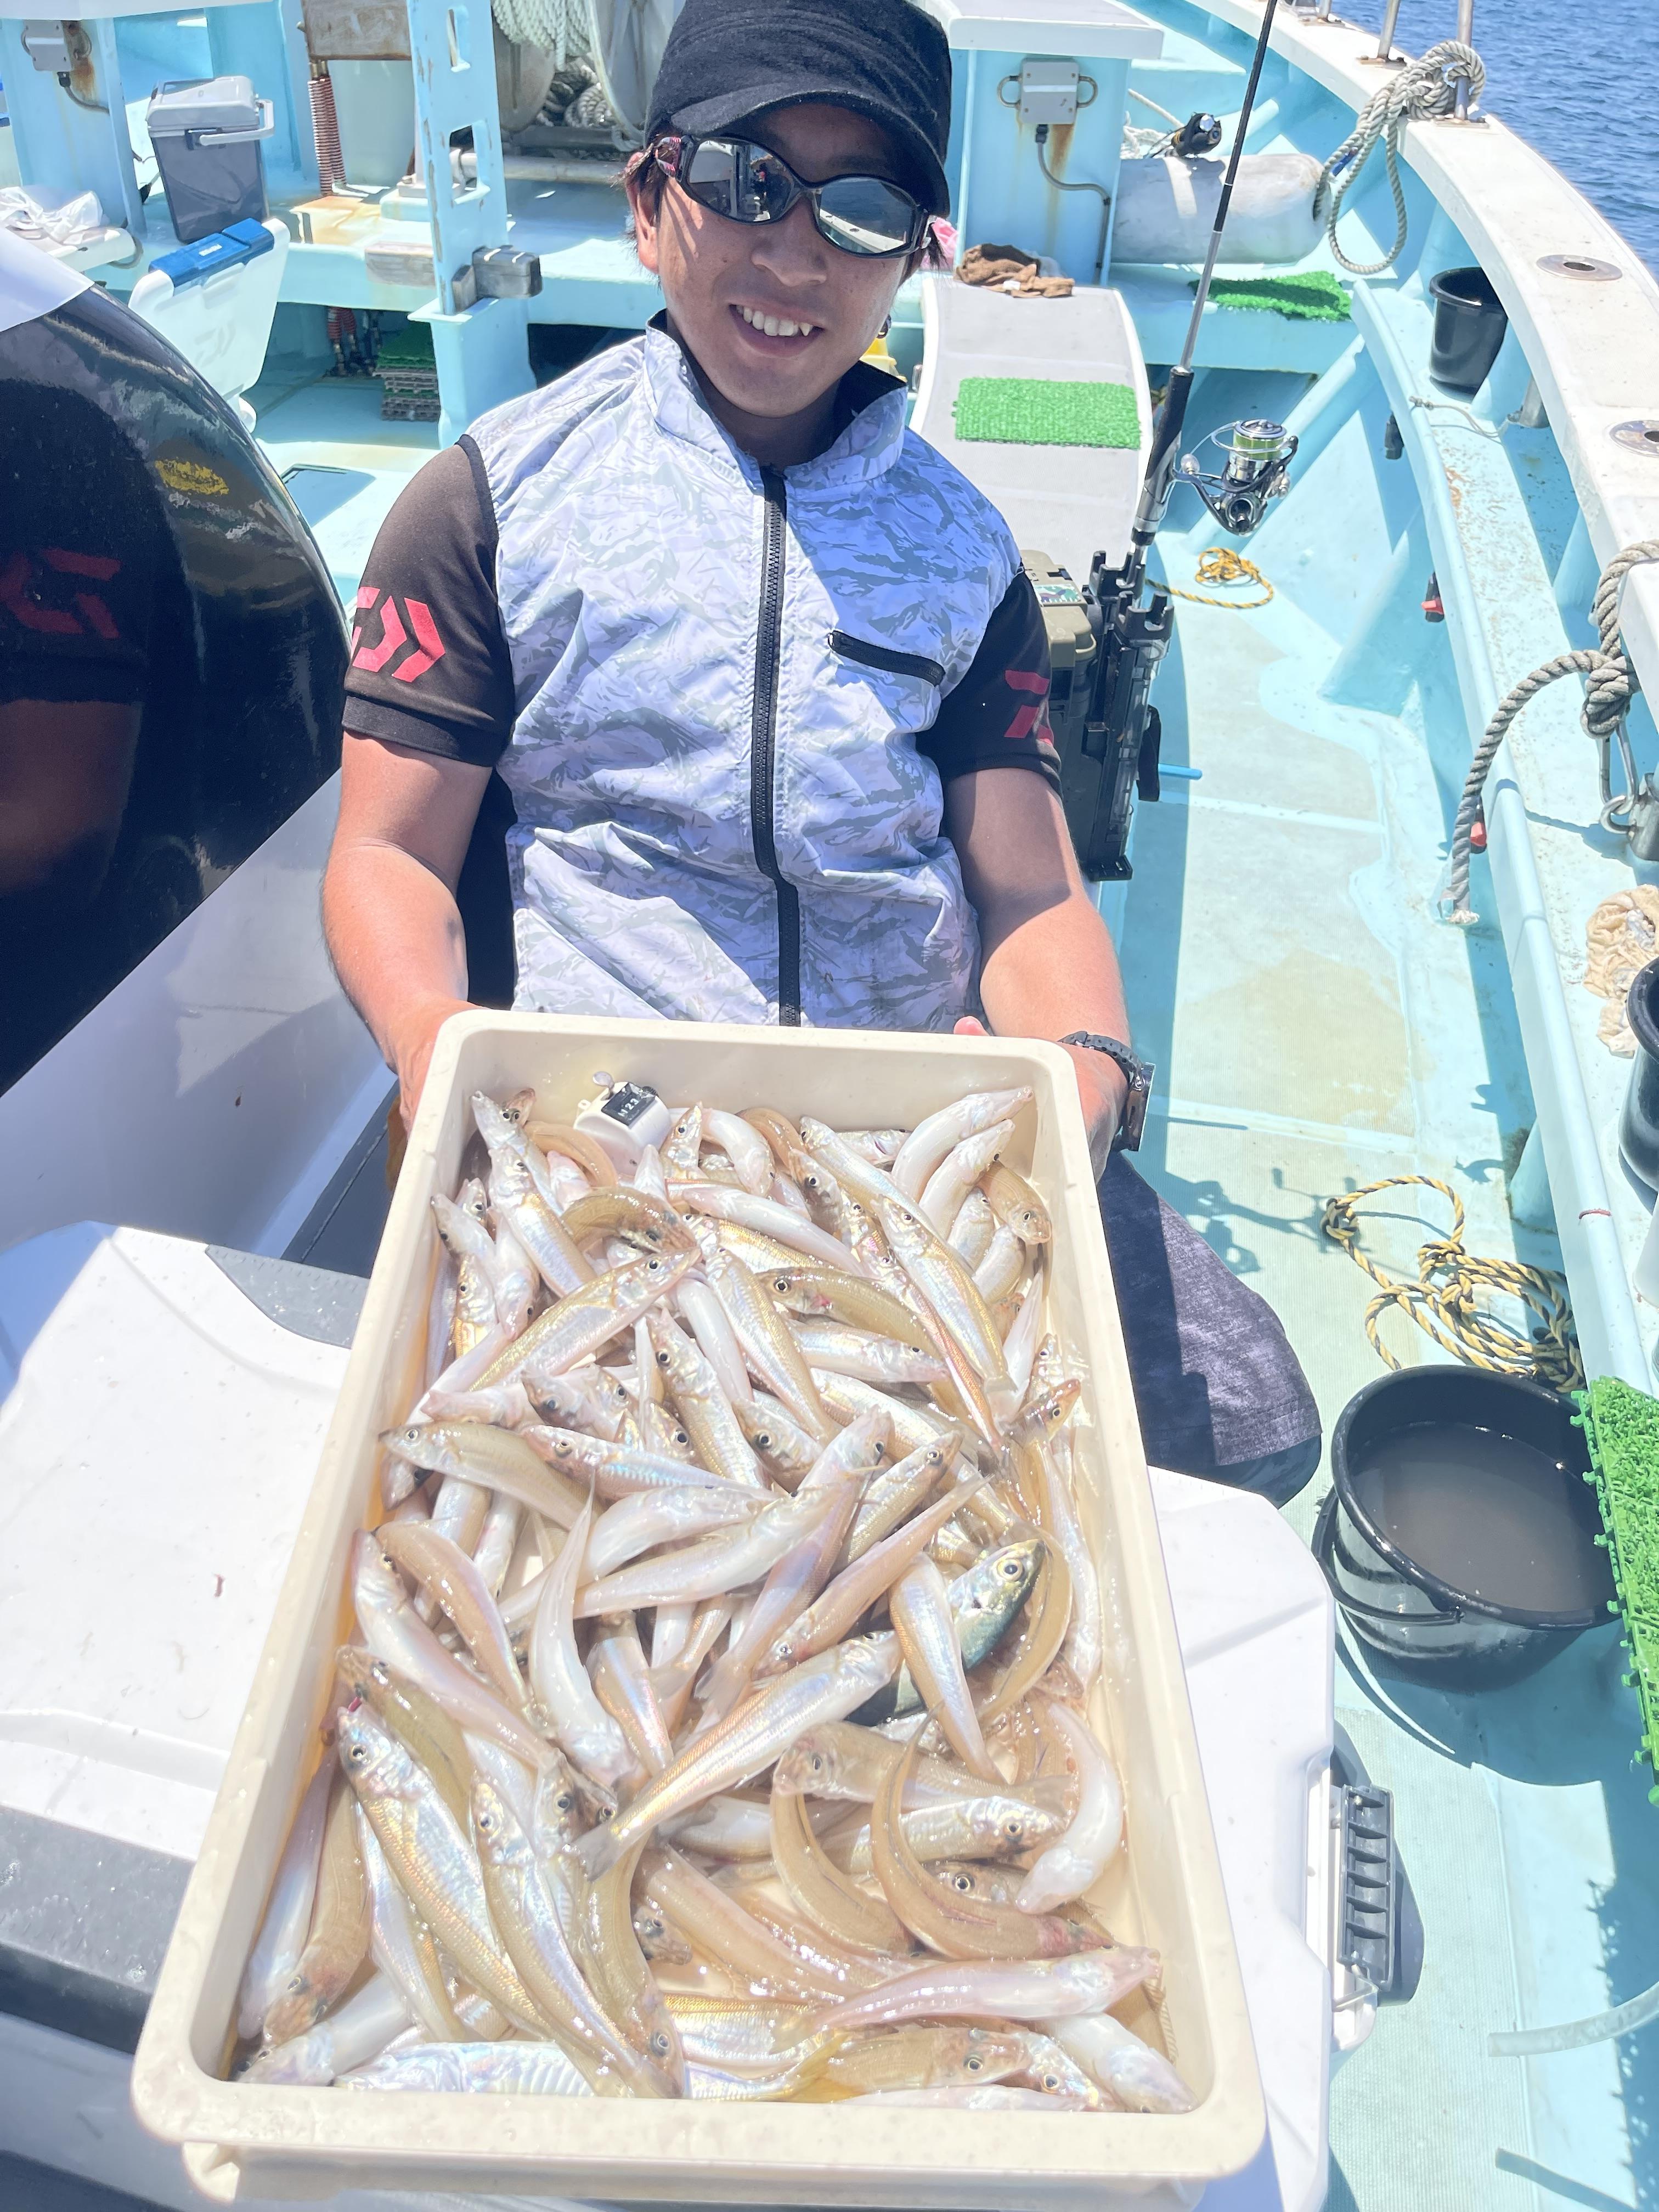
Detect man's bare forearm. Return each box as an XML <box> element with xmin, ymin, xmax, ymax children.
<box><xmin>975</xmin><ymin>871</ymin><xmax>1129</xmax><ymax>1043</ymax></box>
<box><xmin>976</xmin><ymin>876</ymin><xmax>1131</xmax><ymax>1163</ymax></box>
<box><xmin>323</xmin><ymin>734</ymin><xmax>490</xmax><ymax>1122</ymax></box>
<box><xmin>946</xmin><ymin>769</ymin><xmax>1133</xmax><ymax>1169</ymax></box>
<box><xmin>322</xmin><ymin>837</ymin><xmax>473</xmax><ymax>1104</ymax></box>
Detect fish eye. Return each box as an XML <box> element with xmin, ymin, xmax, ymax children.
<box><xmin>965</xmin><ymin>2054</ymin><xmax>984</xmax><ymax>2072</ymax></box>
<box><xmin>556</xmin><ymin>1793</ymin><xmax>574</xmax><ymax>1814</ymax></box>
<box><xmin>650</xmin><ymin>2032</ymin><xmax>671</xmax><ymax>2056</ymax></box>
<box><xmin>772</xmin><ymin>1277</ymin><xmax>790</xmax><ymax>1293</ymax></box>
<box><xmin>1005</xmin><ymin>1819</ymin><xmax>1027</xmax><ymax>1844</ymax></box>
<box><xmin>1000</xmin><ymin>1559</ymin><xmax>1023</xmax><ymax>1579</ymax></box>
<box><xmin>1041</xmin><ymin>2071</ymin><xmax>1062</xmax><ymax>2092</ymax></box>
<box><xmin>673</xmin><ymin>1429</ymin><xmax>690</xmax><ymax>1447</ymax></box>
<box><xmin>656</xmin><ymin>1350</ymin><xmax>671</xmax><ymax>1368</ymax></box>
<box><xmin>754</xmin><ymin>1430</ymin><xmax>775</xmax><ymax>1449</ymax></box>
<box><xmin>809</xmin><ymin>1753</ymin><xmax>825</xmax><ymax>1774</ymax></box>
<box><xmin>950</xmin><ymin>1872</ymin><xmax>973</xmax><ymax>1893</ymax></box>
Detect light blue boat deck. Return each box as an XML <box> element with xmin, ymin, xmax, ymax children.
<box><xmin>1123</xmin><ymin>341</ymin><xmax>1659</xmax><ymax>2207</ymax></box>
<box><xmin>255</xmin><ymin>371</ymin><xmax>437</xmax><ymax>604</ymax></box>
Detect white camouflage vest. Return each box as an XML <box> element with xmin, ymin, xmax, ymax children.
<box><xmin>467</xmin><ymin>323</ymin><xmax>1022</xmax><ymax>1030</ymax></box>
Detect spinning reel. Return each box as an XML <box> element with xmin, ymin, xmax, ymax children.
<box><xmin>1178</xmin><ymin>418</ymin><xmax>1299</xmax><ymax>537</ymax></box>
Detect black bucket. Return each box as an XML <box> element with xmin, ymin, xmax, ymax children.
<box><xmin>1429</xmin><ymin>266</ymin><xmax>1508</xmax><ymax>394</ymax></box>
<box><xmin>1618</xmin><ymin>957</ymin><xmax>1659</xmax><ymax>1190</ymax></box>
<box><xmin>1314</xmin><ymin>1368</ymin><xmax>1612</xmax><ymax>1685</ymax></box>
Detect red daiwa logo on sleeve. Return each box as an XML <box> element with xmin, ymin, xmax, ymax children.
<box><xmin>1001</xmin><ymin>666</ymin><xmax>1049</xmax><ymax>743</ymax></box>
<box><xmin>351</xmin><ymin>588</ymin><xmax>447</xmax><ymax>682</ymax></box>
<box><xmin>0</xmin><ymin>547</ymin><xmax>122</xmax><ymax>639</ymax></box>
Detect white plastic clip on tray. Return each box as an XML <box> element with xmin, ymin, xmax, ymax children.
<box><xmin>133</xmin><ymin>1017</ymin><xmax>1263</xmax><ymax>2209</ymax></box>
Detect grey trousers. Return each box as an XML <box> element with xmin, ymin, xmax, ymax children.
<box><xmin>1098</xmin><ymin>1156</ymin><xmax>1322</xmax><ymax>1506</ymax></box>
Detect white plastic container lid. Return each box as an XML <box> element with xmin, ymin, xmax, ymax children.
<box><xmin>145</xmin><ymin>75</ymin><xmax>263</xmax><ymax>138</ymax></box>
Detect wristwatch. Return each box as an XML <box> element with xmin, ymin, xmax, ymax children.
<box><xmin>1059</xmin><ymin>1033</ymin><xmax>1154</xmax><ymax>1153</ymax></box>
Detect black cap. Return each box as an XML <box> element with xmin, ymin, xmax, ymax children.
<box><xmin>646</xmin><ymin>0</ymin><xmax>953</xmax><ymax>218</ymax></box>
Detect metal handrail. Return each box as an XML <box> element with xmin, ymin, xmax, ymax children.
<box><xmin>1364</xmin><ymin>0</ymin><xmax>1477</xmax><ymax>93</ymax></box>
<box><xmin>1455</xmin><ymin>0</ymin><xmax>1476</xmax><ymax>115</ymax></box>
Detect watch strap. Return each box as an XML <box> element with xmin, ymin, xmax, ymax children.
<box><xmin>1059</xmin><ymin>1032</ymin><xmax>1153</xmax><ymax>1153</ymax></box>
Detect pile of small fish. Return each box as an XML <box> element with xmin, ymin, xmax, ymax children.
<box><xmin>234</xmin><ymin>1084</ymin><xmax>1193</xmax><ymax>2116</ymax></box>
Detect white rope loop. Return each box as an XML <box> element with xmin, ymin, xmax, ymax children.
<box><xmin>1313</xmin><ymin>40</ymin><xmax>1484</xmax><ymax>276</ymax></box>
<box><xmin>1444</xmin><ymin>541</ymin><xmax>1659</xmax><ymax>926</ymax></box>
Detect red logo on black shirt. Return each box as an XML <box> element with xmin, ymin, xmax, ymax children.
<box><xmin>1001</xmin><ymin>667</ymin><xmax>1049</xmax><ymax>742</ymax></box>
<box><xmin>351</xmin><ymin>587</ymin><xmax>446</xmax><ymax>683</ymax></box>
<box><xmin>0</xmin><ymin>547</ymin><xmax>121</xmax><ymax>639</ymax></box>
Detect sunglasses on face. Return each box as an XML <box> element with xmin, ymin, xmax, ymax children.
<box><xmin>653</xmin><ymin>132</ymin><xmax>929</xmax><ymax>259</ymax></box>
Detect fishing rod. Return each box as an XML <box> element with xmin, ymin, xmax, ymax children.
<box><xmin>1066</xmin><ymin>0</ymin><xmax>1295</xmax><ymax>881</ymax></box>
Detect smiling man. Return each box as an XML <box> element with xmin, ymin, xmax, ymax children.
<box><xmin>323</xmin><ymin>0</ymin><xmax>1323</xmax><ymax>1502</ymax></box>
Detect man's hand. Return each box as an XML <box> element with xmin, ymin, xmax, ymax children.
<box><xmin>953</xmin><ymin>1015</ymin><xmax>1124</xmax><ymax>1177</ymax></box>
<box><xmin>391</xmin><ymin>992</ymin><xmax>476</xmax><ymax>1132</ymax></box>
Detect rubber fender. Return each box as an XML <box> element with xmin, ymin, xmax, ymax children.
<box><xmin>1111</xmin><ymin>153</ymin><xmax>1324</xmax><ymax>267</ymax></box>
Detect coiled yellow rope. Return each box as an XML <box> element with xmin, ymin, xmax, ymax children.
<box><xmin>1321</xmin><ymin>1175</ymin><xmax>1583</xmax><ymax>1391</ymax></box>
<box><xmin>1165</xmin><ymin>547</ymin><xmax>1274</xmax><ymax>609</ymax></box>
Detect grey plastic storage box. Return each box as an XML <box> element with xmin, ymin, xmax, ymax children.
<box><xmin>146</xmin><ymin>76</ymin><xmax>274</xmax><ymax>245</ymax></box>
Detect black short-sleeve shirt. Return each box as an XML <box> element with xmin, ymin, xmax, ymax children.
<box><xmin>342</xmin><ymin>437</ymin><xmax>1061</xmax><ymax>795</ymax></box>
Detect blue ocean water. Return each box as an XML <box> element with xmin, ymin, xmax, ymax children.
<box><xmin>1340</xmin><ymin>0</ymin><xmax>1658</xmax><ymax>276</ymax></box>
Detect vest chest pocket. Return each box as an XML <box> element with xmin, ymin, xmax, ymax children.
<box><xmin>827</xmin><ymin>629</ymin><xmax>946</xmax><ymax>687</ymax></box>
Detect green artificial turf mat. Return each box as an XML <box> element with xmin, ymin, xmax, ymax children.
<box><xmin>377</xmin><ymin>322</ymin><xmax>437</xmax><ymax>367</ymax></box>
<box><xmin>953</xmin><ymin>376</ymin><xmax>1139</xmax><ymax>448</ymax></box>
<box><xmin>1199</xmin><ymin>272</ymin><xmax>1352</xmax><ymax>322</ymax></box>
<box><xmin>1579</xmin><ymin>1376</ymin><xmax>1659</xmax><ymax>1800</ymax></box>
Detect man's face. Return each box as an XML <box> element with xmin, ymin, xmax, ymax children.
<box><xmin>631</xmin><ymin>103</ymin><xmax>916</xmax><ymax>430</ymax></box>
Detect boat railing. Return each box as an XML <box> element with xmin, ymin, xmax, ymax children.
<box><xmin>1454</xmin><ymin>0</ymin><xmax>1476</xmax><ymax>118</ymax></box>
<box><xmin>1210</xmin><ymin>0</ymin><xmax>1659</xmax><ymax>733</ymax></box>
<box><xmin>1308</xmin><ymin>0</ymin><xmax>1475</xmax><ymax>89</ymax></box>
<box><xmin>1370</xmin><ymin>0</ymin><xmax>1404</xmax><ymax>65</ymax></box>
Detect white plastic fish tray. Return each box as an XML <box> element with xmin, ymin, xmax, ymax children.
<box><xmin>132</xmin><ymin>1013</ymin><xmax>1265</xmax><ymax>2209</ymax></box>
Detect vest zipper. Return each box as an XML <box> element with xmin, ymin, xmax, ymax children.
<box><xmin>751</xmin><ymin>466</ymin><xmax>800</xmax><ymax>1025</ymax></box>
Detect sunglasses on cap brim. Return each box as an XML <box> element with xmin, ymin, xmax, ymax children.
<box><xmin>652</xmin><ymin>132</ymin><xmax>929</xmax><ymax>259</ymax></box>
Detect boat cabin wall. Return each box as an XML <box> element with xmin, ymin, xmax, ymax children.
<box><xmin>955</xmin><ymin>48</ymin><xmax>1130</xmax><ymax>286</ymax></box>
<box><xmin>2</xmin><ymin>15</ymin><xmax>149</xmax><ymax>236</ymax></box>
